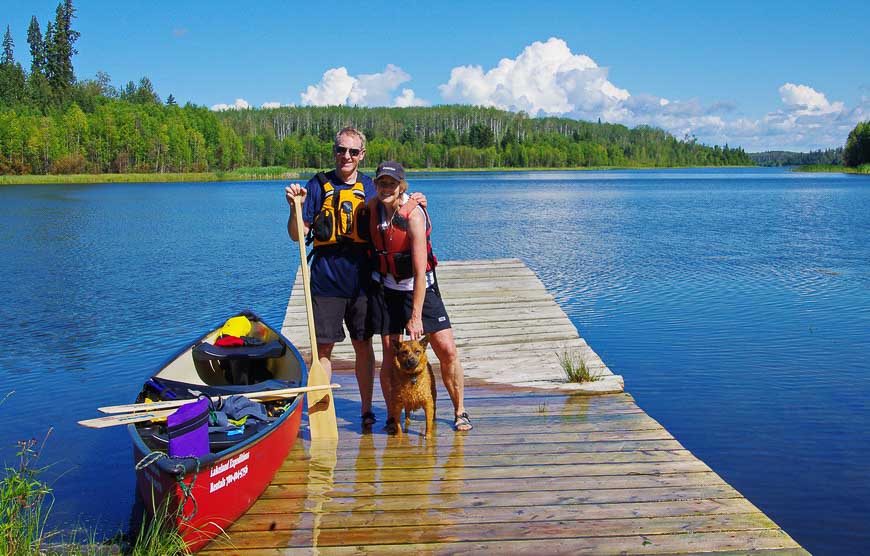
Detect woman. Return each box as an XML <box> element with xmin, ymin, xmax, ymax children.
<box><xmin>368</xmin><ymin>161</ymin><xmax>472</xmax><ymax>432</ymax></box>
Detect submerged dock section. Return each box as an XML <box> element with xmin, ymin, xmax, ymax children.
<box><xmin>200</xmin><ymin>259</ymin><xmax>807</xmax><ymax>555</ymax></box>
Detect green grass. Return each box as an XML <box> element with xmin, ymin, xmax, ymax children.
<box><xmin>0</xmin><ymin>166</ymin><xmax>308</xmax><ymax>185</ymax></box>
<box><xmin>1</xmin><ymin>172</ymin><xmax>221</xmax><ymax>185</ymax></box>
<box><xmin>219</xmin><ymin>166</ymin><xmax>305</xmax><ymax>180</ymax></box>
<box><xmin>1</xmin><ymin>435</ymin><xmax>54</xmax><ymax>555</ymax></box>
<box><xmin>557</xmin><ymin>350</ymin><xmax>601</xmax><ymax>383</ymax></box>
<box><xmin>2</xmin><ymin>163</ymin><xmax>759</xmax><ymax>185</ymax></box>
<box><xmin>127</xmin><ymin>495</ymin><xmax>191</xmax><ymax>556</ymax></box>
<box><xmin>1</xmin><ymin>390</ymin><xmax>189</xmax><ymax>555</ymax></box>
<box><xmin>793</xmin><ymin>164</ymin><xmax>870</xmax><ymax>174</ymax></box>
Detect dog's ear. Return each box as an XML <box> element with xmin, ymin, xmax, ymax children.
<box><xmin>390</xmin><ymin>338</ymin><xmax>402</xmax><ymax>352</ymax></box>
<box><xmin>419</xmin><ymin>335</ymin><xmax>429</xmax><ymax>349</ymax></box>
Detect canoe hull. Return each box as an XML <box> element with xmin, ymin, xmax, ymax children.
<box><xmin>131</xmin><ymin>399</ymin><xmax>302</xmax><ymax>552</ymax></box>
<box><xmin>127</xmin><ymin>311</ymin><xmax>306</xmax><ymax>552</ymax></box>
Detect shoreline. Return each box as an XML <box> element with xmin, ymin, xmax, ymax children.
<box><xmin>792</xmin><ymin>164</ymin><xmax>870</xmax><ymax>174</ymax></box>
<box><xmin>1</xmin><ymin>165</ymin><xmax>758</xmax><ymax>185</ymax></box>
<box><xmin>8</xmin><ymin>164</ymin><xmax>868</xmax><ymax>186</ymax></box>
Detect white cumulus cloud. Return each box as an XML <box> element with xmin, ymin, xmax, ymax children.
<box><xmin>436</xmin><ymin>37</ymin><xmax>864</xmax><ymax>151</ymax></box>
<box><xmin>300</xmin><ymin>64</ymin><xmax>428</xmax><ymax>107</ymax></box>
<box><xmin>394</xmin><ymin>89</ymin><xmax>429</xmax><ymax>107</ymax></box>
<box><xmin>210</xmin><ymin>98</ymin><xmax>250</xmax><ymax>111</ymax></box>
<box><xmin>779</xmin><ymin>83</ymin><xmax>844</xmax><ymax>115</ymax></box>
<box><xmin>300</xmin><ymin>68</ymin><xmax>357</xmax><ymax>106</ymax></box>
<box><xmin>260</xmin><ymin>101</ymin><xmax>283</xmax><ymax>109</ymax></box>
<box><xmin>439</xmin><ymin>37</ymin><xmax>628</xmax><ymax>119</ymax></box>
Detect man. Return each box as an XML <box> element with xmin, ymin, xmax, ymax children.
<box><xmin>285</xmin><ymin>127</ymin><xmax>378</xmax><ymax>426</ymax></box>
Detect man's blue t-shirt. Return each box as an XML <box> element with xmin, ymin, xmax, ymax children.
<box><xmin>302</xmin><ymin>170</ymin><xmax>376</xmax><ymax>298</ymax></box>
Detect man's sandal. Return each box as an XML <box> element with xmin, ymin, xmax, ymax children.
<box><xmin>453</xmin><ymin>412</ymin><xmax>473</xmax><ymax>431</ymax></box>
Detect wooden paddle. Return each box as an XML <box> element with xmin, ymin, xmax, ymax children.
<box><xmin>79</xmin><ymin>409</ymin><xmax>177</xmax><ymax>429</ymax></box>
<box><xmin>96</xmin><ymin>383</ymin><xmax>341</xmax><ymax>414</ymax></box>
<box><xmin>292</xmin><ymin>195</ymin><xmax>339</xmax><ymax>439</ymax></box>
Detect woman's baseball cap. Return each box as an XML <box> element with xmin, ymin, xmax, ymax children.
<box><xmin>375</xmin><ymin>161</ymin><xmax>405</xmax><ymax>181</ymax></box>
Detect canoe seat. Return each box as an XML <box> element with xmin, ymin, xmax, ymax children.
<box><xmin>192</xmin><ymin>341</ymin><xmax>286</xmax><ymax>361</ymax></box>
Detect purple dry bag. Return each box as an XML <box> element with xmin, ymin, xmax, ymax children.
<box><xmin>167</xmin><ymin>398</ymin><xmax>209</xmax><ymax>458</ymax></box>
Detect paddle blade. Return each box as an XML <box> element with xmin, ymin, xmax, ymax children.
<box><xmin>306</xmin><ymin>358</ymin><xmax>337</xmax><ymax>439</ymax></box>
<box><xmin>97</xmin><ymin>383</ymin><xmax>340</xmax><ymax>414</ymax></box>
<box><xmin>78</xmin><ymin>409</ymin><xmax>176</xmax><ymax>429</ymax></box>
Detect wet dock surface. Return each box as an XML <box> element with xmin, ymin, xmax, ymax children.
<box><xmin>200</xmin><ymin>375</ymin><xmax>806</xmax><ymax>555</ymax></box>
<box><xmin>200</xmin><ymin>259</ymin><xmax>807</xmax><ymax>555</ymax></box>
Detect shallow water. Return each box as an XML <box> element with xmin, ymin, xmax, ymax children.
<box><xmin>0</xmin><ymin>168</ymin><xmax>867</xmax><ymax>554</ymax></box>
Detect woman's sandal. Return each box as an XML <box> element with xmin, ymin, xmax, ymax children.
<box><xmin>361</xmin><ymin>411</ymin><xmax>377</xmax><ymax>426</ymax></box>
<box><xmin>383</xmin><ymin>417</ymin><xmax>398</xmax><ymax>434</ymax></box>
<box><xmin>453</xmin><ymin>412</ymin><xmax>473</xmax><ymax>432</ymax></box>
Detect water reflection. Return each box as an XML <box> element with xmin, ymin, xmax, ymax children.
<box><xmin>305</xmin><ymin>439</ymin><xmax>337</xmax><ymax>551</ymax></box>
<box><xmin>282</xmin><ymin>418</ymin><xmax>469</xmax><ymax>548</ymax></box>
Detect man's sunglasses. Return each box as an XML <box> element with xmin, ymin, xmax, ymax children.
<box><xmin>334</xmin><ymin>146</ymin><xmax>362</xmax><ymax>157</ymax></box>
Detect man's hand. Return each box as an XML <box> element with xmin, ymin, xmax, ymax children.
<box><xmin>409</xmin><ymin>191</ymin><xmax>427</xmax><ymax>209</ymax></box>
<box><xmin>285</xmin><ymin>183</ymin><xmax>307</xmax><ymax>206</ymax></box>
<box><xmin>286</xmin><ymin>184</ymin><xmax>309</xmax><ymax>242</ymax></box>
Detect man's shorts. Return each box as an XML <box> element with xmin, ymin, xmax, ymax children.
<box><xmin>368</xmin><ymin>283</ymin><xmax>452</xmax><ymax>336</ymax></box>
<box><xmin>312</xmin><ymin>295</ymin><xmax>372</xmax><ymax>344</ymax></box>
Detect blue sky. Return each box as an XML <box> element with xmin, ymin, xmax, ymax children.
<box><xmin>4</xmin><ymin>0</ymin><xmax>869</xmax><ymax>152</ymax></box>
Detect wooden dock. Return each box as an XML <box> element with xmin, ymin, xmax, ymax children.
<box><xmin>283</xmin><ymin>258</ymin><xmax>624</xmax><ymax>393</ymax></box>
<box><xmin>200</xmin><ymin>259</ymin><xmax>807</xmax><ymax>555</ymax></box>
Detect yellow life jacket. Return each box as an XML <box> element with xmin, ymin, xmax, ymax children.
<box><xmin>310</xmin><ymin>175</ymin><xmax>369</xmax><ymax>247</ymax></box>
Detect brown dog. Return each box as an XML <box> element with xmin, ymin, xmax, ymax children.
<box><xmin>388</xmin><ymin>336</ymin><xmax>437</xmax><ymax>438</ymax></box>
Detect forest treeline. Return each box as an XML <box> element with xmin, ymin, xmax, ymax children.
<box><xmin>1</xmin><ymin>1</ymin><xmax>754</xmax><ymax>175</ymax></box>
<box><xmin>749</xmin><ymin>148</ymin><xmax>843</xmax><ymax>167</ymax></box>
<box><xmin>0</xmin><ymin>99</ymin><xmax>756</xmax><ymax>175</ymax></box>
<box><xmin>843</xmin><ymin>121</ymin><xmax>870</xmax><ymax>167</ymax></box>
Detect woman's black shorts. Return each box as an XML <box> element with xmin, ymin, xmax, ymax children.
<box><xmin>368</xmin><ymin>282</ymin><xmax>452</xmax><ymax>336</ymax></box>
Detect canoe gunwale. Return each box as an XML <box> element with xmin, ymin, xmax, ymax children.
<box><xmin>127</xmin><ymin>310</ymin><xmax>308</xmax><ymax>477</ymax></box>
<box><xmin>127</xmin><ymin>393</ymin><xmax>302</xmax><ymax>476</ymax></box>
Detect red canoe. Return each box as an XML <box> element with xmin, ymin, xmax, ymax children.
<box><xmin>128</xmin><ymin>310</ymin><xmax>306</xmax><ymax>552</ymax></box>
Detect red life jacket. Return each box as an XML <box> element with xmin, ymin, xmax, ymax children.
<box><xmin>370</xmin><ymin>198</ymin><xmax>437</xmax><ymax>281</ymax></box>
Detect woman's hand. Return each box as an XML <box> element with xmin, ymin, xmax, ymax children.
<box><xmin>406</xmin><ymin>314</ymin><xmax>424</xmax><ymax>340</ymax></box>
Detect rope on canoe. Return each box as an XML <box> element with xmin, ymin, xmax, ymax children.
<box><xmin>134</xmin><ymin>451</ymin><xmax>201</xmax><ymax>522</ymax></box>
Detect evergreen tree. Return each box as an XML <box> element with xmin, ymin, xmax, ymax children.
<box><xmin>46</xmin><ymin>0</ymin><xmax>80</xmax><ymax>95</ymax></box>
<box><xmin>2</xmin><ymin>25</ymin><xmax>14</xmax><ymax>66</ymax></box>
<box><xmin>399</xmin><ymin>125</ymin><xmax>417</xmax><ymax>144</ymax></box>
<box><xmin>120</xmin><ymin>80</ymin><xmax>136</xmax><ymax>100</ymax></box>
<box><xmin>500</xmin><ymin>127</ymin><xmax>518</xmax><ymax>149</ymax></box>
<box><xmin>130</xmin><ymin>77</ymin><xmax>161</xmax><ymax>104</ymax></box>
<box><xmin>0</xmin><ymin>25</ymin><xmax>26</xmax><ymax>107</ymax></box>
<box><xmin>27</xmin><ymin>16</ymin><xmax>45</xmax><ymax>76</ymax></box>
<box><xmin>43</xmin><ymin>21</ymin><xmax>57</xmax><ymax>89</ymax></box>
<box><xmin>166</xmin><ymin>93</ymin><xmax>177</xmax><ymax>106</ymax></box>
<box><xmin>441</xmin><ymin>128</ymin><xmax>459</xmax><ymax>148</ymax></box>
<box><xmin>468</xmin><ymin>122</ymin><xmax>494</xmax><ymax>148</ymax></box>
<box><xmin>0</xmin><ymin>63</ymin><xmax>27</xmax><ymax>106</ymax></box>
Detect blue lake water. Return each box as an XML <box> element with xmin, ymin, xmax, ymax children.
<box><xmin>0</xmin><ymin>168</ymin><xmax>867</xmax><ymax>554</ymax></box>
